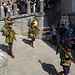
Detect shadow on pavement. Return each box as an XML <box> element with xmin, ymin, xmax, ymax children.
<box><xmin>43</xmin><ymin>40</ymin><xmax>57</xmax><ymax>53</ymax></box>
<box><xmin>43</xmin><ymin>40</ymin><xmax>75</xmax><ymax>60</ymax></box>
<box><xmin>22</xmin><ymin>38</ymin><xmax>30</xmax><ymax>46</ymax></box>
<box><xmin>0</xmin><ymin>44</ymin><xmax>9</xmax><ymax>54</ymax></box>
<box><xmin>38</xmin><ymin>60</ymin><xmax>58</xmax><ymax>75</ymax></box>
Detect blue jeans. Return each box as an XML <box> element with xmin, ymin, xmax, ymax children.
<box><xmin>59</xmin><ymin>36</ymin><xmax>65</xmax><ymax>44</ymax></box>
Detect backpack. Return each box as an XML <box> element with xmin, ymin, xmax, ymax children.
<box><xmin>60</xmin><ymin>50</ymin><xmax>66</xmax><ymax>66</ymax></box>
<box><xmin>60</xmin><ymin>50</ymin><xmax>66</xmax><ymax>60</ymax></box>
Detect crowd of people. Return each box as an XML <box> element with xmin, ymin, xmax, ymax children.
<box><xmin>1</xmin><ymin>0</ymin><xmax>12</xmax><ymax>17</ymax></box>
<box><xmin>1</xmin><ymin>0</ymin><xmax>40</xmax><ymax>17</ymax></box>
<box><xmin>0</xmin><ymin>1</ymin><xmax>75</xmax><ymax>75</ymax></box>
<box><xmin>3</xmin><ymin>16</ymin><xmax>75</xmax><ymax>74</ymax></box>
<box><xmin>0</xmin><ymin>0</ymin><xmax>55</xmax><ymax>17</ymax></box>
<box><xmin>51</xmin><ymin>23</ymin><xmax>75</xmax><ymax>75</ymax></box>
<box><xmin>51</xmin><ymin>23</ymin><xmax>75</xmax><ymax>52</ymax></box>
<box><xmin>0</xmin><ymin>0</ymin><xmax>40</xmax><ymax>17</ymax></box>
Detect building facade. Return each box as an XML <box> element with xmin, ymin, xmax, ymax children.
<box><xmin>61</xmin><ymin>0</ymin><xmax>75</xmax><ymax>15</ymax></box>
<box><xmin>61</xmin><ymin>0</ymin><xmax>75</xmax><ymax>33</ymax></box>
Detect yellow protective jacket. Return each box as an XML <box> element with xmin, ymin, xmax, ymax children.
<box><xmin>5</xmin><ymin>20</ymin><xmax>12</xmax><ymax>27</ymax></box>
<box><xmin>60</xmin><ymin>50</ymin><xmax>72</xmax><ymax>66</ymax></box>
<box><xmin>4</xmin><ymin>28</ymin><xmax>16</xmax><ymax>43</ymax></box>
<box><xmin>33</xmin><ymin>20</ymin><xmax>38</xmax><ymax>27</ymax></box>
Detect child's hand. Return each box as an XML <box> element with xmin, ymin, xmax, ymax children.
<box><xmin>13</xmin><ymin>39</ymin><xmax>17</xmax><ymax>42</ymax></box>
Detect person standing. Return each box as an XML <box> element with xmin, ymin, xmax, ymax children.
<box><xmin>4</xmin><ymin>5</ymin><xmax>7</xmax><ymax>17</ymax></box>
<box><xmin>59</xmin><ymin>44</ymin><xmax>73</xmax><ymax>75</ymax></box>
<box><xmin>36</xmin><ymin>0</ymin><xmax>40</xmax><ymax>12</ymax></box>
<box><xmin>2</xmin><ymin>1</ymin><xmax>7</xmax><ymax>17</ymax></box>
<box><xmin>30</xmin><ymin>0</ymin><xmax>36</xmax><ymax>12</ymax></box>
<box><xmin>58</xmin><ymin>24</ymin><xmax>67</xmax><ymax>43</ymax></box>
<box><xmin>20</xmin><ymin>0</ymin><xmax>26</xmax><ymax>14</ymax></box>
<box><xmin>6</xmin><ymin>0</ymin><xmax>12</xmax><ymax>17</ymax></box>
<box><xmin>51</xmin><ymin>25</ymin><xmax>57</xmax><ymax>45</ymax></box>
<box><xmin>4</xmin><ymin>23</ymin><xmax>16</xmax><ymax>58</ymax></box>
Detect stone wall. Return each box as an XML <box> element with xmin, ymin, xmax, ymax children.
<box><xmin>61</xmin><ymin>0</ymin><xmax>75</xmax><ymax>33</ymax></box>
<box><xmin>61</xmin><ymin>0</ymin><xmax>72</xmax><ymax>15</ymax></box>
<box><xmin>7</xmin><ymin>14</ymin><xmax>44</xmax><ymax>39</ymax></box>
<box><xmin>0</xmin><ymin>0</ymin><xmax>45</xmax><ymax>39</ymax></box>
<box><xmin>0</xmin><ymin>15</ymin><xmax>44</xmax><ymax>39</ymax></box>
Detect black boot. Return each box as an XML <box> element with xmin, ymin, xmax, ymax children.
<box><xmin>31</xmin><ymin>40</ymin><xmax>34</xmax><ymax>48</ymax></box>
<box><xmin>8</xmin><ymin>51</ymin><xmax>15</xmax><ymax>58</ymax></box>
<box><xmin>58</xmin><ymin>71</ymin><xmax>64</xmax><ymax>75</ymax></box>
<box><xmin>11</xmin><ymin>52</ymin><xmax>15</xmax><ymax>58</ymax></box>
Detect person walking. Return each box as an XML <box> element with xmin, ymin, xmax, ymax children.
<box><xmin>4</xmin><ymin>23</ymin><xmax>16</xmax><ymax>58</ymax></box>
<box><xmin>58</xmin><ymin>44</ymin><xmax>73</xmax><ymax>75</ymax></box>
<box><xmin>28</xmin><ymin>22</ymin><xmax>40</xmax><ymax>48</ymax></box>
<box><xmin>56</xmin><ymin>24</ymin><xmax>67</xmax><ymax>54</ymax></box>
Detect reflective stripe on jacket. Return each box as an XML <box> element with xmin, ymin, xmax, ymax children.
<box><xmin>60</xmin><ymin>50</ymin><xmax>72</xmax><ymax>66</ymax></box>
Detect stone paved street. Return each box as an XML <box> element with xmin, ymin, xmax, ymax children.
<box><xmin>0</xmin><ymin>32</ymin><xmax>75</xmax><ymax>75</ymax></box>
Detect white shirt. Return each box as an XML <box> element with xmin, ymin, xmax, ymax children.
<box><xmin>52</xmin><ymin>29</ymin><xmax>57</xmax><ymax>35</ymax></box>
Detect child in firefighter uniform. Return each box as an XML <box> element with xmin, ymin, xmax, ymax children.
<box><xmin>28</xmin><ymin>22</ymin><xmax>39</xmax><ymax>48</ymax></box>
<box><xmin>59</xmin><ymin>43</ymin><xmax>73</xmax><ymax>75</ymax></box>
<box><xmin>4</xmin><ymin>23</ymin><xmax>16</xmax><ymax>58</ymax></box>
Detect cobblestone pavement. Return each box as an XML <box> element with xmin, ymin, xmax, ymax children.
<box><xmin>0</xmin><ymin>32</ymin><xmax>75</xmax><ymax>75</ymax></box>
